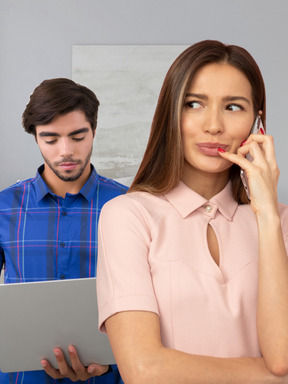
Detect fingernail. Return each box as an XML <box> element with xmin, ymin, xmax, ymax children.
<box><xmin>241</xmin><ymin>140</ymin><xmax>247</xmax><ymax>146</ymax></box>
<box><xmin>41</xmin><ymin>361</ymin><xmax>47</xmax><ymax>368</ymax></box>
<box><xmin>218</xmin><ymin>148</ymin><xmax>225</xmax><ymax>153</ymax></box>
<box><xmin>260</xmin><ymin>128</ymin><xmax>265</xmax><ymax>135</ymax></box>
<box><xmin>87</xmin><ymin>367</ymin><xmax>95</xmax><ymax>374</ymax></box>
<box><xmin>54</xmin><ymin>351</ymin><xmax>60</xmax><ymax>358</ymax></box>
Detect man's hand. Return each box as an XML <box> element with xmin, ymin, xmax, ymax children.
<box><xmin>40</xmin><ymin>345</ymin><xmax>110</xmax><ymax>382</ymax></box>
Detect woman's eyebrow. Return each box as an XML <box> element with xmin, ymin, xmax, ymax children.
<box><xmin>222</xmin><ymin>96</ymin><xmax>251</xmax><ymax>104</ymax></box>
<box><xmin>185</xmin><ymin>93</ymin><xmax>251</xmax><ymax>105</ymax></box>
<box><xmin>185</xmin><ymin>93</ymin><xmax>208</xmax><ymax>100</ymax></box>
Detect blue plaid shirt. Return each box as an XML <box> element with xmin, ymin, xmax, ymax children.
<box><xmin>0</xmin><ymin>165</ymin><xmax>127</xmax><ymax>384</ymax></box>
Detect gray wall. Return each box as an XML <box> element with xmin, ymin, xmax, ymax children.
<box><xmin>1</xmin><ymin>0</ymin><xmax>288</xmax><ymax>203</ymax></box>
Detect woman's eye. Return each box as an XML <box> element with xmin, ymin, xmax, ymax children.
<box><xmin>226</xmin><ymin>104</ymin><xmax>242</xmax><ymax>112</ymax></box>
<box><xmin>185</xmin><ymin>101</ymin><xmax>202</xmax><ymax>109</ymax></box>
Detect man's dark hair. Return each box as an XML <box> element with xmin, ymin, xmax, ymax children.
<box><xmin>22</xmin><ymin>78</ymin><xmax>100</xmax><ymax>136</ymax></box>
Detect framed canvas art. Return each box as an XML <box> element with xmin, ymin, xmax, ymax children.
<box><xmin>72</xmin><ymin>45</ymin><xmax>188</xmax><ymax>185</ymax></box>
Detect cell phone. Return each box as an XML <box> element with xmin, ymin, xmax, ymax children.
<box><xmin>240</xmin><ymin>114</ymin><xmax>265</xmax><ymax>200</ymax></box>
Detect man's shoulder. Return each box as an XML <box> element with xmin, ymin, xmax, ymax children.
<box><xmin>0</xmin><ymin>177</ymin><xmax>36</xmax><ymax>206</ymax></box>
<box><xmin>96</xmin><ymin>174</ymin><xmax>129</xmax><ymax>194</ymax></box>
<box><xmin>89</xmin><ymin>174</ymin><xmax>128</xmax><ymax>207</ymax></box>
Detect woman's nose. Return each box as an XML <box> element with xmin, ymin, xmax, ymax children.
<box><xmin>204</xmin><ymin>110</ymin><xmax>224</xmax><ymax>135</ymax></box>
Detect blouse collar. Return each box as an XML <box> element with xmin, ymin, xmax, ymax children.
<box><xmin>164</xmin><ymin>180</ymin><xmax>238</xmax><ymax>221</ymax></box>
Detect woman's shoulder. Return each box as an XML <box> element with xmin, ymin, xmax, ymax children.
<box><xmin>99</xmin><ymin>191</ymin><xmax>168</xmax><ymax>237</ymax></box>
<box><xmin>103</xmin><ymin>190</ymin><xmax>163</xmax><ymax>209</ymax></box>
<box><xmin>101</xmin><ymin>190</ymin><xmax>165</xmax><ymax>221</ymax></box>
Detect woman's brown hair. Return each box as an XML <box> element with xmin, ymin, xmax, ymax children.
<box><xmin>129</xmin><ymin>40</ymin><xmax>266</xmax><ymax>204</ymax></box>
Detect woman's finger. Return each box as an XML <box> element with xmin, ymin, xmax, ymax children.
<box><xmin>242</xmin><ymin>134</ymin><xmax>277</xmax><ymax>167</ymax></box>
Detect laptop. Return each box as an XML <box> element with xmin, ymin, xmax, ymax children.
<box><xmin>0</xmin><ymin>277</ymin><xmax>115</xmax><ymax>372</ymax></box>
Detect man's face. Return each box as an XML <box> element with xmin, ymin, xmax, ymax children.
<box><xmin>36</xmin><ymin>111</ymin><xmax>94</xmax><ymax>187</ymax></box>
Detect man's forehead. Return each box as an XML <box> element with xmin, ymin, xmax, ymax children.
<box><xmin>37</xmin><ymin>127</ymin><xmax>90</xmax><ymax>137</ymax></box>
<box><xmin>35</xmin><ymin>111</ymin><xmax>92</xmax><ymax>136</ymax></box>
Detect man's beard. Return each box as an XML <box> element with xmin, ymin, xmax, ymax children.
<box><xmin>41</xmin><ymin>148</ymin><xmax>92</xmax><ymax>182</ymax></box>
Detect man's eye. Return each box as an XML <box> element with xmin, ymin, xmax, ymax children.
<box><xmin>45</xmin><ymin>140</ymin><xmax>57</xmax><ymax>144</ymax></box>
<box><xmin>72</xmin><ymin>137</ymin><xmax>84</xmax><ymax>141</ymax></box>
<box><xmin>227</xmin><ymin>104</ymin><xmax>243</xmax><ymax>112</ymax></box>
<box><xmin>185</xmin><ymin>101</ymin><xmax>202</xmax><ymax>109</ymax></box>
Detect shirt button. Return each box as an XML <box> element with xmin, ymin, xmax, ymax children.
<box><xmin>204</xmin><ymin>205</ymin><xmax>213</xmax><ymax>213</ymax></box>
<box><xmin>62</xmin><ymin>211</ymin><xmax>67</xmax><ymax>216</ymax></box>
<box><xmin>60</xmin><ymin>274</ymin><xmax>66</xmax><ymax>280</ymax></box>
<box><xmin>60</xmin><ymin>242</ymin><xmax>65</xmax><ymax>248</ymax></box>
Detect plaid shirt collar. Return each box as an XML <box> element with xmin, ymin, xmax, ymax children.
<box><xmin>34</xmin><ymin>164</ymin><xmax>99</xmax><ymax>203</ymax></box>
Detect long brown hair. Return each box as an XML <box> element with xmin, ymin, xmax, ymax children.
<box><xmin>129</xmin><ymin>40</ymin><xmax>266</xmax><ymax>204</ymax></box>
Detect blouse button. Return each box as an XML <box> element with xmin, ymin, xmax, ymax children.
<box><xmin>204</xmin><ymin>205</ymin><xmax>213</xmax><ymax>213</ymax></box>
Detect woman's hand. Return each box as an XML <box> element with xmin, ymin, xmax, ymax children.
<box><xmin>221</xmin><ymin>132</ymin><xmax>288</xmax><ymax>376</ymax></box>
<box><xmin>219</xmin><ymin>132</ymin><xmax>280</xmax><ymax>215</ymax></box>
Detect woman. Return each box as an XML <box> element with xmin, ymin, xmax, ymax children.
<box><xmin>97</xmin><ymin>40</ymin><xmax>288</xmax><ymax>383</ymax></box>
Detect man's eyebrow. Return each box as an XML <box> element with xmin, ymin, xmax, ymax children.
<box><xmin>38</xmin><ymin>131</ymin><xmax>60</xmax><ymax>137</ymax></box>
<box><xmin>38</xmin><ymin>127</ymin><xmax>90</xmax><ymax>138</ymax></box>
<box><xmin>68</xmin><ymin>128</ymin><xmax>90</xmax><ymax>136</ymax></box>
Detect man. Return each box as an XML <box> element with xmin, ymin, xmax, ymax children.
<box><xmin>0</xmin><ymin>78</ymin><xmax>127</xmax><ymax>383</ymax></box>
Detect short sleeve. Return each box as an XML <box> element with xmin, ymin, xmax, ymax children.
<box><xmin>97</xmin><ymin>194</ymin><xmax>159</xmax><ymax>332</ymax></box>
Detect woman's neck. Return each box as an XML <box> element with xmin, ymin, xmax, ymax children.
<box><xmin>181</xmin><ymin>167</ymin><xmax>230</xmax><ymax>200</ymax></box>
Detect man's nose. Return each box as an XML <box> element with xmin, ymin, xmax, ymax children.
<box><xmin>60</xmin><ymin>138</ymin><xmax>74</xmax><ymax>157</ymax></box>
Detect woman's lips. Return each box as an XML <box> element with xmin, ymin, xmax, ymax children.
<box><xmin>197</xmin><ymin>143</ymin><xmax>228</xmax><ymax>157</ymax></box>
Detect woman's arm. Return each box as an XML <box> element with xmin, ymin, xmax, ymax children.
<box><xmin>257</xmin><ymin>206</ymin><xmax>288</xmax><ymax>376</ymax></box>
<box><xmin>105</xmin><ymin>310</ymin><xmax>284</xmax><ymax>384</ymax></box>
<box><xmin>219</xmin><ymin>134</ymin><xmax>288</xmax><ymax>375</ymax></box>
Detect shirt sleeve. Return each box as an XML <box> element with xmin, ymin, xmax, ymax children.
<box><xmin>97</xmin><ymin>194</ymin><xmax>159</xmax><ymax>332</ymax></box>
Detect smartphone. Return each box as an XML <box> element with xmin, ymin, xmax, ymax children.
<box><xmin>240</xmin><ymin>115</ymin><xmax>265</xmax><ymax>200</ymax></box>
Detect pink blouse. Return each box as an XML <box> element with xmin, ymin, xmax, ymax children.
<box><xmin>97</xmin><ymin>181</ymin><xmax>288</xmax><ymax>358</ymax></box>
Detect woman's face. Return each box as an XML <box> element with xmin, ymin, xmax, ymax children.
<box><xmin>181</xmin><ymin>62</ymin><xmax>255</xmax><ymax>183</ymax></box>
